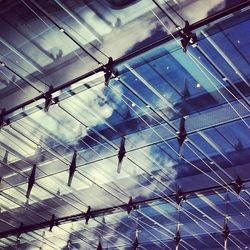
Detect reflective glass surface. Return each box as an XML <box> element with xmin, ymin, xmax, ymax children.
<box><xmin>0</xmin><ymin>1</ymin><xmax>250</xmax><ymax>249</ymax></box>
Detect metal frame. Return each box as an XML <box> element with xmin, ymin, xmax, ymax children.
<box><xmin>1</xmin><ymin>179</ymin><xmax>249</xmax><ymax>239</ymax></box>
<box><xmin>2</xmin><ymin>0</ymin><xmax>250</xmax><ymax>118</ymax></box>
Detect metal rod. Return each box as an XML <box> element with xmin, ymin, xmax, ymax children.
<box><xmin>0</xmin><ymin>37</ymin><xmax>43</xmax><ymax>74</ymax></box>
<box><xmin>0</xmin><ymin>62</ymin><xmax>43</xmax><ymax>93</ymax></box>
<box><xmin>27</xmin><ymin>0</ymin><xmax>101</xmax><ymax>65</ymax></box>
<box><xmin>152</xmin><ymin>0</ymin><xmax>179</xmax><ymax>28</ymax></box>
<box><xmin>201</xmin><ymin>31</ymin><xmax>250</xmax><ymax>87</ymax></box>
<box><xmin>53</xmin><ymin>0</ymin><xmax>104</xmax><ymax>50</ymax></box>
<box><xmin>196</xmin><ymin>46</ymin><xmax>250</xmax><ymax>109</ymax></box>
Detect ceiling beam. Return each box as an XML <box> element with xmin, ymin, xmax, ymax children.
<box><xmin>0</xmin><ymin>179</ymin><xmax>249</xmax><ymax>239</ymax></box>
<box><xmin>2</xmin><ymin>0</ymin><xmax>249</xmax><ymax>119</ymax></box>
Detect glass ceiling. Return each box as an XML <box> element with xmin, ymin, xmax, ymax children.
<box><xmin>0</xmin><ymin>0</ymin><xmax>250</xmax><ymax>249</ymax></box>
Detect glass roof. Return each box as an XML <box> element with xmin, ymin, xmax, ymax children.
<box><xmin>0</xmin><ymin>0</ymin><xmax>250</xmax><ymax>249</ymax></box>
